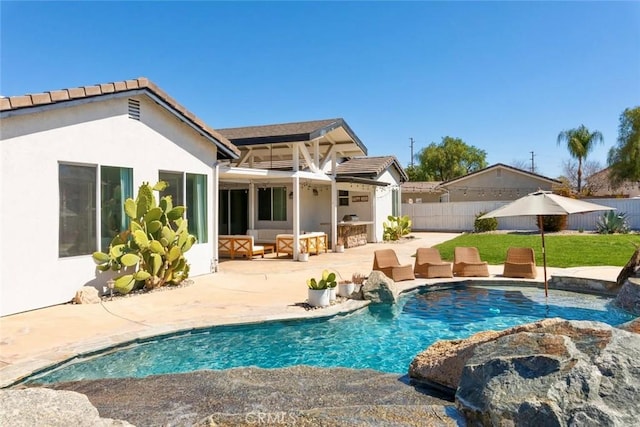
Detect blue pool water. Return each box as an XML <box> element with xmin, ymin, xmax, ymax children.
<box><xmin>25</xmin><ymin>285</ymin><xmax>634</xmax><ymax>385</ymax></box>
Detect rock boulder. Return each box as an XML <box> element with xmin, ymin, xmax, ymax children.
<box><xmin>456</xmin><ymin>320</ymin><xmax>640</xmax><ymax>427</ymax></box>
<box><xmin>73</xmin><ymin>286</ymin><xmax>101</xmax><ymax>304</ymax></box>
<box><xmin>360</xmin><ymin>270</ymin><xmax>399</xmax><ymax>303</ymax></box>
<box><xmin>409</xmin><ymin>318</ymin><xmax>566</xmax><ymax>391</ymax></box>
<box><xmin>0</xmin><ymin>388</ymin><xmax>132</xmax><ymax>426</ymax></box>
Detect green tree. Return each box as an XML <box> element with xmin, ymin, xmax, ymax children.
<box><xmin>556</xmin><ymin>125</ymin><xmax>604</xmax><ymax>193</ymax></box>
<box><xmin>404</xmin><ymin>164</ymin><xmax>426</xmax><ymax>181</ymax></box>
<box><xmin>414</xmin><ymin>136</ymin><xmax>487</xmax><ymax>181</ymax></box>
<box><xmin>608</xmin><ymin>106</ymin><xmax>640</xmax><ymax>187</ymax></box>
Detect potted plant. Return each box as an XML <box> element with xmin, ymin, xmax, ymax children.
<box><xmin>335</xmin><ymin>237</ymin><xmax>345</xmax><ymax>253</ymax></box>
<box><xmin>351</xmin><ymin>272</ymin><xmax>366</xmax><ymax>293</ymax></box>
<box><xmin>298</xmin><ymin>243</ymin><xmax>309</xmax><ymax>262</ymax></box>
<box><xmin>328</xmin><ymin>279</ymin><xmax>337</xmax><ymax>302</ymax></box>
<box><xmin>337</xmin><ymin>279</ymin><xmax>355</xmax><ymax>298</ymax></box>
<box><xmin>306</xmin><ymin>270</ymin><xmax>336</xmax><ymax>307</ymax></box>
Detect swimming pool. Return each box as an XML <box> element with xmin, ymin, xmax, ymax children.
<box><xmin>23</xmin><ymin>284</ymin><xmax>634</xmax><ymax>385</ymax></box>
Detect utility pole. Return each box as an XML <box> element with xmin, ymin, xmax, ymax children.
<box><xmin>530</xmin><ymin>151</ymin><xmax>535</xmax><ymax>173</ymax></box>
<box><xmin>409</xmin><ymin>137</ymin><xmax>415</xmax><ymax>168</ymax></box>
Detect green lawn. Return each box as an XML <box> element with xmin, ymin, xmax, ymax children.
<box><xmin>433</xmin><ymin>233</ymin><xmax>640</xmax><ymax>268</ymax></box>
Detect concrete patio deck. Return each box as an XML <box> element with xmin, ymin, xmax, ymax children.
<box><xmin>0</xmin><ymin>232</ymin><xmax>623</xmax><ymax>387</ymax></box>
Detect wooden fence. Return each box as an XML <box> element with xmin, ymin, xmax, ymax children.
<box><xmin>403</xmin><ymin>198</ymin><xmax>640</xmax><ymax>232</ymax></box>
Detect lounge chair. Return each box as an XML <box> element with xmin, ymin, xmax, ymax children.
<box><xmin>414</xmin><ymin>248</ymin><xmax>453</xmax><ymax>278</ymax></box>
<box><xmin>372</xmin><ymin>249</ymin><xmax>415</xmax><ymax>281</ymax></box>
<box><xmin>453</xmin><ymin>247</ymin><xmax>490</xmax><ymax>277</ymax></box>
<box><xmin>503</xmin><ymin>247</ymin><xmax>537</xmax><ymax>279</ymax></box>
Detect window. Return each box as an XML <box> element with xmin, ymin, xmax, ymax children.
<box><xmin>258</xmin><ymin>187</ymin><xmax>287</xmax><ymax>221</ymax></box>
<box><xmin>160</xmin><ymin>171</ymin><xmax>208</xmax><ymax>243</ymax></box>
<box><xmin>186</xmin><ymin>173</ymin><xmax>208</xmax><ymax>243</ymax></box>
<box><xmin>159</xmin><ymin>171</ymin><xmax>184</xmax><ymax>206</ymax></box>
<box><xmin>339</xmin><ymin>190</ymin><xmax>349</xmax><ymax>206</ymax></box>
<box><xmin>59</xmin><ymin>164</ymin><xmax>134</xmax><ymax>257</ymax></box>
<box><xmin>392</xmin><ymin>188</ymin><xmax>399</xmax><ymax>216</ymax></box>
<box><xmin>59</xmin><ymin>164</ymin><xmax>96</xmax><ymax>257</ymax></box>
<box><xmin>100</xmin><ymin>166</ymin><xmax>133</xmax><ymax>251</ymax></box>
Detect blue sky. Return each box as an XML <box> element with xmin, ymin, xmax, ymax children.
<box><xmin>2</xmin><ymin>1</ymin><xmax>639</xmax><ymax>179</ymax></box>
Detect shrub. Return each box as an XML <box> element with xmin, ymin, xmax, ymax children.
<box><xmin>383</xmin><ymin>215</ymin><xmax>412</xmax><ymax>241</ymax></box>
<box><xmin>537</xmin><ymin>215</ymin><xmax>568</xmax><ymax>232</ymax></box>
<box><xmin>474</xmin><ymin>212</ymin><xmax>498</xmax><ymax>233</ymax></box>
<box><xmin>596</xmin><ymin>211</ymin><xmax>630</xmax><ymax>234</ymax></box>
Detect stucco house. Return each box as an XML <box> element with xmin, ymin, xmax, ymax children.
<box><xmin>217</xmin><ymin>120</ymin><xmax>408</xmax><ymax>247</ymax></box>
<box><xmin>586</xmin><ymin>168</ymin><xmax>640</xmax><ymax>198</ymax></box>
<box><xmin>0</xmin><ymin>78</ymin><xmax>239</xmax><ymax>316</ymax></box>
<box><xmin>401</xmin><ymin>163</ymin><xmax>561</xmax><ymax>203</ymax></box>
<box><xmin>1</xmin><ymin>79</ymin><xmax>407</xmax><ymax>316</ymax></box>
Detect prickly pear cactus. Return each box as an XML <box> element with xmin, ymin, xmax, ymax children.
<box><xmin>92</xmin><ymin>181</ymin><xmax>196</xmax><ymax>294</ymax></box>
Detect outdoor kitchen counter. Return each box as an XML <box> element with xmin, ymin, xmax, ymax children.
<box><xmin>337</xmin><ymin>221</ymin><xmax>373</xmax><ymax>248</ymax></box>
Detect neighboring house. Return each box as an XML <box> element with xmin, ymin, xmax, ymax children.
<box><xmin>401</xmin><ymin>164</ymin><xmax>561</xmax><ymax>203</ymax></box>
<box><xmin>0</xmin><ymin>78</ymin><xmax>239</xmax><ymax>316</ymax></box>
<box><xmin>217</xmin><ymin>119</ymin><xmax>408</xmax><ymax>246</ymax></box>
<box><xmin>586</xmin><ymin>168</ymin><xmax>640</xmax><ymax>198</ymax></box>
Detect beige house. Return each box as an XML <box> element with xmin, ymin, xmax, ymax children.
<box><xmin>586</xmin><ymin>168</ymin><xmax>640</xmax><ymax>198</ymax></box>
<box><xmin>402</xmin><ymin>164</ymin><xmax>561</xmax><ymax>203</ymax></box>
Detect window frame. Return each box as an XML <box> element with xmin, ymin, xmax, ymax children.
<box><xmin>258</xmin><ymin>186</ymin><xmax>287</xmax><ymax>221</ymax></box>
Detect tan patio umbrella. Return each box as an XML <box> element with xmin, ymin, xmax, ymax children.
<box><xmin>479</xmin><ymin>190</ymin><xmax>615</xmax><ymax>296</ymax></box>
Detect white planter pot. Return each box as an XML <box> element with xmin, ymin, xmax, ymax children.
<box><xmin>338</xmin><ymin>282</ymin><xmax>355</xmax><ymax>297</ymax></box>
<box><xmin>298</xmin><ymin>253</ymin><xmax>310</xmax><ymax>262</ymax></box>
<box><xmin>328</xmin><ymin>287</ymin><xmax>337</xmax><ymax>302</ymax></box>
<box><xmin>308</xmin><ymin>289</ymin><xmax>330</xmax><ymax>307</ymax></box>
<box><xmin>335</xmin><ymin>245</ymin><xmax>345</xmax><ymax>253</ymax></box>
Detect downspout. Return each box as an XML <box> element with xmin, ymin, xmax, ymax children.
<box><xmin>293</xmin><ymin>144</ymin><xmax>300</xmax><ymax>260</ymax></box>
<box><xmin>212</xmin><ymin>161</ymin><xmax>219</xmax><ymax>273</ymax></box>
<box><xmin>331</xmin><ymin>150</ymin><xmax>337</xmax><ymax>251</ymax></box>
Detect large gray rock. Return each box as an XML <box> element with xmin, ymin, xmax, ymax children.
<box><xmin>615</xmin><ymin>278</ymin><xmax>640</xmax><ymax>316</ymax></box>
<box><xmin>409</xmin><ymin>318</ymin><xmax>566</xmax><ymax>391</ymax></box>
<box><xmin>0</xmin><ymin>388</ymin><xmax>132</xmax><ymax>426</ymax></box>
<box><xmin>360</xmin><ymin>270</ymin><xmax>399</xmax><ymax>303</ymax></box>
<box><xmin>455</xmin><ymin>320</ymin><xmax>640</xmax><ymax>427</ymax></box>
<box><xmin>614</xmin><ymin>247</ymin><xmax>640</xmax><ymax>316</ymax></box>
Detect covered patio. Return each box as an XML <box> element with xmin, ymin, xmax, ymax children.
<box><xmin>215</xmin><ymin>118</ymin><xmax>370</xmax><ymax>261</ymax></box>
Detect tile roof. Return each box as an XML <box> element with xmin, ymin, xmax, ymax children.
<box><xmin>401</xmin><ymin>181</ymin><xmax>445</xmax><ymax>193</ymax></box>
<box><xmin>0</xmin><ymin>77</ymin><xmax>239</xmax><ymax>158</ymax></box>
<box><xmin>218</xmin><ymin>118</ymin><xmax>342</xmax><ymax>140</ymax></box>
<box><xmin>336</xmin><ymin>156</ymin><xmax>408</xmax><ymax>182</ymax></box>
<box><xmin>440</xmin><ymin>163</ymin><xmax>561</xmax><ymax>186</ymax></box>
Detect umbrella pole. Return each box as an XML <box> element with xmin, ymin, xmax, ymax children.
<box><xmin>538</xmin><ymin>215</ymin><xmax>548</xmax><ymax>297</ymax></box>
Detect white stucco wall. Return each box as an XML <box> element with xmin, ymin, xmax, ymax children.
<box><xmin>374</xmin><ymin>169</ymin><xmax>403</xmax><ymax>242</ymax></box>
<box><xmin>1</xmin><ymin>95</ymin><xmax>218</xmax><ymax>316</ymax></box>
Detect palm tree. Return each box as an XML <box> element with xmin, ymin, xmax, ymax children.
<box><xmin>557</xmin><ymin>125</ymin><xmax>604</xmax><ymax>193</ymax></box>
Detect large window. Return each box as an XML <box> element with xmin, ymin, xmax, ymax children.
<box><xmin>159</xmin><ymin>171</ymin><xmax>208</xmax><ymax>244</ymax></box>
<box><xmin>59</xmin><ymin>164</ymin><xmax>134</xmax><ymax>257</ymax></box>
<box><xmin>159</xmin><ymin>171</ymin><xmax>184</xmax><ymax>206</ymax></box>
<box><xmin>100</xmin><ymin>166</ymin><xmax>133</xmax><ymax>251</ymax></box>
<box><xmin>258</xmin><ymin>187</ymin><xmax>287</xmax><ymax>221</ymax></box>
<box><xmin>59</xmin><ymin>164</ymin><xmax>97</xmax><ymax>257</ymax></box>
<box><xmin>392</xmin><ymin>188</ymin><xmax>400</xmax><ymax>217</ymax></box>
<box><xmin>186</xmin><ymin>173</ymin><xmax>208</xmax><ymax>243</ymax></box>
